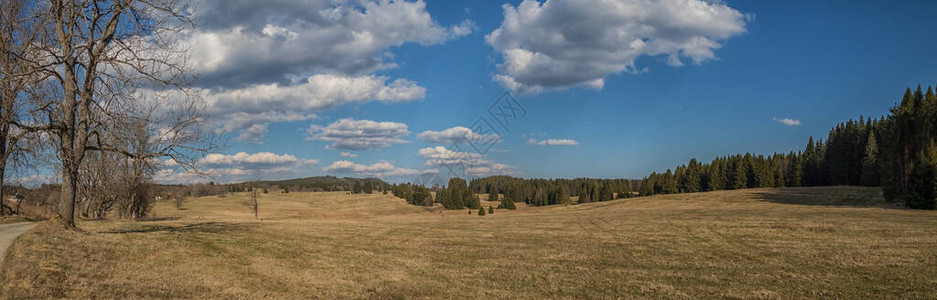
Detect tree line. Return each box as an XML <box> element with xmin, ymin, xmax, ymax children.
<box><xmin>638</xmin><ymin>85</ymin><xmax>937</xmax><ymax>209</ymax></box>
<box><xmin>247</xmin><ymin>176</ymin><xmax>390</xmax><ymax>193</ymax></box>
<box><xmin>391</xmin><ymin>175</ymin><xmax>638</xmax><ymax>209</ymax></box>
<box><xmin>393</xmin><ymin>85</ymin><xmax>937</xmax><ymax>210</ymax></box>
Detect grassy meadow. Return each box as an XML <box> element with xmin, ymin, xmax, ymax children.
<box><xmin>2</xmin><ymin>186</ymin><xmax>936</xmax><ymax>299</ymax></box>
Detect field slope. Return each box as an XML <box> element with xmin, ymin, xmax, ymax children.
<box><xmin>2</xmin><ymin>186</ymin><xmax>936</xmax><ymax>299</ymax></box>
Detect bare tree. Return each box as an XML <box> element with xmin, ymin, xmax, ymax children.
<box><xmin>0</xmin><ymin>0</ymin><xmax>43</xmax><ymax>215</ymax></box>
<box><xmin>20</xmin><ymin>0</ymin><xmax>212</xmax><ymax>228</ymax></box>
<box><xmin>114</xmin><ymin>117</ymin><xmax>157</xmax><ymax>219</ymax></box>
<box><xmin>77</xmin><ymin>150</ymin><xmax>121</xmax><ymax>219</ymax></box>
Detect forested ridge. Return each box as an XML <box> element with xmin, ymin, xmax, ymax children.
<box><xmin>637</xmin><ymin>85</ymin><xmax>936</xmax><ymax>209</ymax></box>
<box><xmin>393</xmin><ymin>85</ymin><xmax>937</xmax><ymax>210</ymax></box>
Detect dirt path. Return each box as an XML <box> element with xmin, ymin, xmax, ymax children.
<box><xmin>0</xmin><ymin>222</ymin><xmax>35</xmax><ymax>260</ymax></box>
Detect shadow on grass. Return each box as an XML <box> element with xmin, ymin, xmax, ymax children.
<box><xmin>100</xmin><ymin>222</ymin><xmax>254</xmax><ymax>234</ymax></box>
<box><xmin>135</xmin><ymin>216</ymin><xmax>183</xmax><ymax>222</ymax></box>
<box><xmin>753</xmin><ymin>186</ymin><xmax>900</xmax><ymax>209</ymax></box>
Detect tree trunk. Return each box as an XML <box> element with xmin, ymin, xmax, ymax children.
<box><xmin>0</xmin><ymin>166</ymin><xmax>6</xmax><ymax>215</ymax></box>
<box><xmin>60</xmin><ymin>162</ymin><xmax>78</xmax><ymax>227</ymax></box>
<box><xmin>129</xmin><ymin>192</ymin><xmax>136</xmax><ymax>219</ymax></box>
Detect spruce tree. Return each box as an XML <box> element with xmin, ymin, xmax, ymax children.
<box><xmin>686</xmin><ymin>159</ymin><xmax>702</xmax><ymax>192</ymax></box>
<box><xmin>907</xmin><ymin>146</ymin><xmax>937</xmax><ymax>209</ymax></box>
<box><xmin>499</xmin><ymin>197</ymin><xmax>516</xmax><ymax>209</ymax></box>
<box><xmin>731</xmin><ymin>158</ymin><xmax>747</xmax><ymax>190</ymax></box>
<box><xmin>861</xmin><ymin>130</ymin><xmax>880</xmax><ymax>186</ymax></box>
<box><xmin>478</xmin><ymin>206</ymin><xmax>486</xmax><ymax>216</ymax></box>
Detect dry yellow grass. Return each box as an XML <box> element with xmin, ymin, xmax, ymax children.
<box><xmin>2</xmin><ymin>187</ymin><xmax>937</xmax><ymax>299</ymax></box>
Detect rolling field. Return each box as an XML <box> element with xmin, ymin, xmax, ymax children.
<box><xmin>2</xmin><ymin>186</ymin><xmax>936</xmax><ymax>299</ymax></box>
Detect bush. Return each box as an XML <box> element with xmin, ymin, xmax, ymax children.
<box><xmin>478</xmin><ymin>206</ymin><xmax>486</xmax><ymax>216</ymax></box>
<box><xmin>488</xmin><ymin>206</ymin><xmax>494</xmax><ymax>214</ymax></box>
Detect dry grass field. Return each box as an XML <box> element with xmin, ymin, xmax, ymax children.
<box><xmin>2</xmin><ymin>186</ymin><xmax>936</xmax><ymax>299</ymax></box>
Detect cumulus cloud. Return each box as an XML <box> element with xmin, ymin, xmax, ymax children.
<box><xmin>486</xmin><ymin>0</ymin><xmax>750</xmax><ymax>93</ymax></box>
<box><xmin>308</xmin><ymin>118</ymin><xmax>410</xmax><ymax>150</ymax></box>
<box><xmin>190</xmin><ymin>0</ymin><xmax>473</xmax><ymax>87</ymax></box>
<box><xmin>527</xmin><ymin>138</ymin><xmax>579</xmax><ymax>146</ymax></box>
<box><xmin>322</xmin><ymin>160</ymin><xmax>421</xmax><ymax>177</ymax></box>
<box><xmin>340</xmin><ymin>152</ymin><xmax>358</xmax><ymax>158</ymax></box>
<box><xmin>204</xmin><ymin>74</ymin><xmax>425</xmax><ymax>117</ymax></box>
<box><xmin>154</xmin><ymin>152</ymin><xmax>318</xmax><ymax>184</ymax></box>
<box><xmin>773</xmin><ymin>117</ymin><xmax>801</xmax><ymax>126</ymax></box>
<box><xmin>220</xmin><ymin>111</ymin><xmax>316</xmax><ymax>143</ymax></box>
<box><xmin>417</xmin><ymin>146</ymin><xmax>514</xmax><ymax>176</ymax></box>
<box><xmin>181</xmin><ymin>0</ymin><xmax>470</xmax><ymax>140</ymax></box>
<box><xmin>197</xmin><ymin>74</ymin><xmax>423</xmax><ymax>142</ymax></box>
<box><xmin>417</xmin><ymin>126</ymin><xmax>500</xmax><ymax>145</ymax></box>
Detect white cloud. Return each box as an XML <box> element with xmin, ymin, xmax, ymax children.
<box><xmin>154</xmin><ymin>152</ymin><xmax>318</xmax><ymax>184</ymax></box>
<box><xmin>308</xmin><ymin>118</ymin><xmax>410</xmax><ymax>150</ymax></box>
<box><xmin>322</xmin><ymin>160</ymin><xmax>421</xmax><ymax>178</ymax></box>
<box><xmin>417</xmin><ymin>126</ymin><xmax>500</xmax><ymax>145</ymax></box>
<box><xmin>418</xmin><ymin>146</ymin><xmax>489</xmax><ymax>167</ymax></box>
<box><xmin>340</xmin><ymin>152</ymin><xmax>358</xmax><ymax>158</ymax></box>
<box><xmin>190</xmin><ymin>0</ymin><xmax>473</xmax><ymax>87</ymax></box>
<box><xmin>182</xmin><ymin>0</ymin><xmax>470</xmax><ymax>140</ymax></box>
<box><xmin>450</xmin><ymin>19</ymin><xmax>477</xmax><ymax>37</ymax></box>
<box><xmin>201</xmin><ymin>74</ymin><xmax>424</xmax><ymax>141</ymax></box>
<box><xmin>773</xmin><ymin>117</ymin><xmax>801</xmax><ymax>126</ymax></box>
<box><xmin>527</xmin><ymin>138</ymin><xmax>579</xmax><ymax>146</ymax></box>
<box><xmin>199</xmin><ymin>152</ymin><xmax>316</xmax><ymax>168</ymax></box>
<box><xmin>486</xmin><ymin>0</ymin><xmax>750</xmax><ymax>93</ymax></box>
<box><xmin>417</xmin><ymin>146</ymin><xmax>515</xmax><ymax>176</ymax></box>
<box><xmin>220</xmin><ymin>111</ymin><xmax>317</xmax><ymax>143</ymax></box>
<box><xmin>205</xmin><ymin>74</ymin><xmax>425</xmax><ymax>117</ymax></box>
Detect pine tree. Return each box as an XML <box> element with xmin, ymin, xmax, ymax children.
<box><xmin>488</xmin><ymin>206</ymin><xmax>494</xmax><ymax>214</ymax></box>
<box><xmin>686</xmin><ymin>158</ymin><xmax>702</xmax><ymax>192</ymax></box>
<box><xmin>478</xmin><ymin>206</ymin><xmax>486</xmax><ymax>216</ymax></box>
<box><xmin>731</xmin><ymin>158</ymin><xmax>747</xmax><ymax>190</ymax></box>
<box><xmin>789</xmin><ymin>153</ymin><xmax>803</xmax><ymax>187</ymax></box>
<box><xmin>488</xmin><ymin>191</ymin><xmax>499</xmax><ymax>202</ymax></box>
<box><xmin>663</xmin><ymin>169</ymin><xmax>677</xmax><ymax>194</ymax></box>
<box><xmin>558</xmin><ymin>187</ymin><xmax>571</xmax><ymax>205</ymax></box>
<box><xmin>499</xmin><ymin>197</ymin><xmax>516</xmax><ymax>209</ymax></box>
<box><xmin>861</xmin><ymin>130</ymin><xmax>880</xmax><ymax>186</ymax></box>
<box><xmin>907</xmin><ymin>145</ymin><xmax>937</xmax><ymax>209</ymax></box>
<box><xmin>364</xmin><ymin>181</ymin><xmax>373</xmax><ymax>194</ymax></box>
<box><xmin>597</xmin><ymin>184</ymin><xmax>613</xmax><ymax>201</ymax></box>
<box><xmin>579</xmin><ymin>184</ymin><xmax>592</xmax><ymax>203</ymax></box>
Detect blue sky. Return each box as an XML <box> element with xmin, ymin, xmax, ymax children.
<box><xmin>149</xmin><ymin>0</ymin><xmax>937</xmax><ymax>184</ymax></box>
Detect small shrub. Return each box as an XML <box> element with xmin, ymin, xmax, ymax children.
<box><xmin>263</xmin><ymin>188</ymin><xmax>268</xmax><ymax>194</ymax></box>
<box><xmin>478</xmin><ymin>207</ymin><xmax>486</xmax><ymax>216</ymax></box>
<box><xmin>488</xmin><ymin>206</ymin><xmax>494</xmax><ymax>214</ymax></box>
